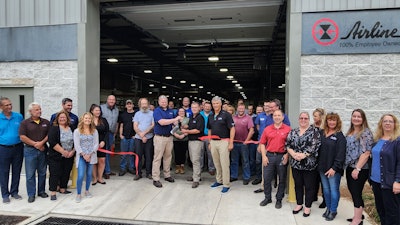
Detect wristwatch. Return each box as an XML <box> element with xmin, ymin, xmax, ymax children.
<box><xmin>355</xmin><ymin>167</ymin><xmax>361</xmax><ymax>171</ymax></box>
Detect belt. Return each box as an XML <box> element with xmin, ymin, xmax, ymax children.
<box><xmin>266</xmin><ymin>151</ymin><xmax>285</xmax><ymax>155</ymax></box>
<box><xmin>0</xmin><ymin>143</ymin><xmax>22</xmax><ymax>148</ymax></box>
<box><xmin>156</xmin><ymin>134</ymin><xmax>171</xmax><ymax>137</ymax></box>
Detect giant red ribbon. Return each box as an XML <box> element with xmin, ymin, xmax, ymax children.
<box><xmin>98</xmin><ymin>148</ymin><xmax>139</xmax><ymax>175</ymax></box>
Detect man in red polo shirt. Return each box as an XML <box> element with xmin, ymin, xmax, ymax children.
<box><xmin>258</xmin><ymin>109</ymin><xmax>290</xmax><ymax>209</ymax></box>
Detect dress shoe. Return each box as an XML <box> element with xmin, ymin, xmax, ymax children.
<box><xmin>230</xmin><ymin>177</ymin><xmax>238</xmax><ymax>182</ymax></box>
<box><xmin>209</xmin><ymin>170</ymin><xmax>216</xmax><ymax>176</ymax></box>
<box><xmin>243</xmin><ymin>179</ymin><xmax>250</xmax><ymax>185</ymax></box>
<box><xmin>322</xmin><ymin>209</ymin><xmax>330</xmax><ymax>218</ymax></box>
<box><xmin>325</xmin><ymin>211</ymin><xmax>337</xmax><ymax>221</ymax></box>
<box><xmin>275</xmin><ymin>200</ymin><xmax>282</xmax><ymax>209</ymax></box>
<box><xmin>347</xmin><ymin>215</ymin><xmax>365</xmax><ymax>222</ymax></box>
<box><xmin>38</xmin><ymin>192</ymin><xmax>49</xmax><ymax>198</ymax></box>
<box><xmin>192</xmin><ymin>182</ymin><xmax>199</xmax><ymax>188</ymax></box>
<box><xmin>292</xmin><ymin>206</ymin><xmax>303</xmax><ymax>214</ymax></box>
<box><xmin>254</xmin><ymin>188</ymin><xmax>263</xmax><ymax>193</ymax></box>
<box><xmin>319</xmin><ymin>200</ymin><xmax>326</xmax><ymax>208</ymax></box>
<box><xmin>3</xmin><ymin>198</ymin><xmax>10</xmax><ymax>204</ymax></box>
<box><xmin>11</xmin><ymin>194</ymin><xmax>22</xmax><ymax>200</ymax></box>
<box><xmin>164</xmin><ymin>177</ymin><xmax>175</xmax><ymax>183</ymax></box>
<box><xmin>28</xmin><ymin>196</ymin><xmax>35</xmax><ymax>203</ymax></box>
<box><xmin>104</xmin><ymin>174</ymin><xmax>110</xmax><ymax>179</ymax></box>
<box><xmin>133</xmin><ymin>174</ymin><xmax>142</xmax><ymax>181</ymax></box>
<box><xmin>109</xmin><ymin>172</ymin><xmax>116</xmax><ymax>176</ymax></box>
<box><xmin>259</xmin><ymin>198</ymin><xmax>272</xmax><ymax>206</ymax></box>
<box><xmin>118</xmin><ymin>171</ymin><xmax>126</xmax><ymax>176</ymax></box>
<box><xmin>146</xmin><ymin>174</ymin><xmax>152</xmax><ymax>179</ymax></box>
<box><xmin>153</xmin><ymin>180</ymin><xmax>162</xmax><ymax>188</ymax></box>
<box><xmin>252</xmin><ymin>178</ymin><xmax>262</xmax><ymax>185</ymax></box>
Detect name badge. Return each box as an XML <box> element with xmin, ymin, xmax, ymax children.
<box><xmin>260</xmin><ymin>118</ymin><xmax>265</xmax><ymax>121</ymax></box>
<box><xmin>330</xmin><ymin>136</ymin><xmax>337</xmax><ymax>141</ymax></box>
<box><xmin>218</xmin><ymin>117</ymin><xmax>222</xmax><ymax>121</ymax></box>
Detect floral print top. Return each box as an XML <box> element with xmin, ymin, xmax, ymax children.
<box><xmin>345</xmin><ymin>128</ymin><xmax>373</xmax><ymax>169</ymax></box>
<box><xmin>286</xmin><ymin>126</ymin><xmax>321</xmax><ymax>170</ymax></box>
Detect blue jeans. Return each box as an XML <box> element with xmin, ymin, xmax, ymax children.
<box><xmin>77</xmin><ymin>156</ymin><xmax>93</xmax><ymax>195</ymax></box>
<box><xmin>248</xmin><ymin>143</ymin><xmax>257</xmax><ymax>176</ymax></box>
<box><xmin>230</xmin><ymin>143</ymin><xmax>251</xmax><ymax>180</ymax></box>
<box><xmin>104</xmin><ymin>132</ymin><xmax>115</xmax><ymax>174</ymax></box>
<box><xmin>319</xmin><ymin>171</ymin><xmax>341</xmax><ymax>213</ymax></box>
<box><xmin>120</xmin><ymin>138</ymin><xmax>135</xmax><ymax>172</ymax></box>
<box><xmin>24</xmin><ymin>146</ymin><xmax>47</xmax><ymax>197</ymax></box>
<box><xmin>0</xmin><ymin>144</ymin><xmax>23</xmax><ymax>199</ymax></box>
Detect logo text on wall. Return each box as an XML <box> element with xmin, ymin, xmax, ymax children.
<box><xmin>302</xmin><ymin>10</ymin><xmax>400</xmax><ymax>54</ymax></box>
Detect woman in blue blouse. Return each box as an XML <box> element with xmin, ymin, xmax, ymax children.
<box><xmin>318</xmin><ymin>112</ymin><xmax>346</xmax><ymax>221</ymax></box>
<box><xmin>286</xmin><ymin>112</ymin><xmax>321</xmax><ymax>217</ymax></box>
<box><xmin>370</xmin><ymin>114</ymin><xmax>400</xmax><ymax>225</ymax></box>
<box><xmin>73</xmin><ymin>112</ymin><xmax>98</xmax><ymax>203</ymax></box>
<box><xmin>345</xmin><ymin>109</ymin><xmax>373</xmax><ymax>225</ymax></box>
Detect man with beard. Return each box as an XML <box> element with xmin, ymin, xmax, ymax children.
<box><xmin>50</xmin><ymin>98</ymin><xmax>78</xmax><ymax>130</ymax></box>
<box><xmin>133</xmin><ymin>98</ymin><xmax>154</xmax><ymax>180</ymax></box>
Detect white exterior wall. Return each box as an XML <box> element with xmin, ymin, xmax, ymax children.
<box><xmin>0</xmin><ymin>61</ymin><xmax>78</xmax><ymax>120</ymax></box>
<box><xmin>300</xmin><ymin>54</ymin><xmax>400</xmax><ymax>131</ymax></box>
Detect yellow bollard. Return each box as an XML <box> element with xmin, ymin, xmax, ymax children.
<box><xmin>69</xmin><ymin>161</ymin><xmax>77</xmax><ymax>189</ymax></box>
<box><xmin>287</xmin><ymin>166</ymin><xmax>296</xmax><ymax>203</ymax></box>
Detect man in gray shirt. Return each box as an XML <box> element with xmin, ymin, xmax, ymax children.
<box><xmin>100</xmin><ymin>95</ymin><xmax>119</xmax><ymax>178</ymax></box>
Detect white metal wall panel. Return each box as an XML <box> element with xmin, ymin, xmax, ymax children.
<box><xmin>0</xmin><ymin>0</ymin><xmax>86</xmax><ymax>28</ymax></box>
<box><xmin>21</xmin><ymin>0</ymin><xmax>35</xmax><ymax>27</ymax></box>
<box><xmin>291</xmin><ymin>0</ymin><xmax>400</xmax><ymax>12</ymax></box>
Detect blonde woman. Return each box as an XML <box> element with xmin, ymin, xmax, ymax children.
<box><xmin>73</xmin><ymin>112</ymin><xmax>99</xmax><ymax>203</ymax></box>
<box><xmin>370</xmin><ymin>114</ymin><xmax>400</xmax><ymax>225</ymax></box>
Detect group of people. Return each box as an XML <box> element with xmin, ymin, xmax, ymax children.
<box><xmin>0</xmin><ymin>95</ymin><xmax>399</xmax><ymax>225</ymax></box>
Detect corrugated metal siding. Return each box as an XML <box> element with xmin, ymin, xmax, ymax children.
<box><xmin>0</xmin><ymin>0</ymin><xmax>86</xmax><ymax>28</ymax></box>
<box><xmin>291</xmin><ymin>0</ymin><xmax>400</xmax><ymax>13</ymax></box>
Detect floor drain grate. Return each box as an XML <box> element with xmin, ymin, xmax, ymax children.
<box><xmin>37</xmin><ymin>217</ymin><xmax>136</xmax><ymax>225</ymax></box>
<box><xmin>0</xmin><ymin>214</ymin><xmax>29</xmax><ymax>225</ymax></box>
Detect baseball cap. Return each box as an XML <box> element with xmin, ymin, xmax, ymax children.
<box><xmin>126</xmin><ymin>99</ymin><xmax>133</xmax><ymax>104</ymax></box>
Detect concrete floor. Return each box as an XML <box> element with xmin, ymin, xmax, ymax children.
<box><xmin>0</xmin><ymin>156</ymin><xmax>373</xmax><ymax>225</ymax></box>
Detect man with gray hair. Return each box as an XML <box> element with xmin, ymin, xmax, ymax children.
<box><xmin>208</xmin><ymin>96</ymin><xmax>235</xmax><ymax>193</ymax></box>
<box><xmin>152</xmin><ymin>95</ymin><xmax>181</xmax><ymax>188</ymax></box>
<box><xmin>19</xmin><ymin>102</ymin><xmax>50</xmax><ymax>203</ymax></box>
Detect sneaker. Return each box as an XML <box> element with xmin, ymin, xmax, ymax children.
<box><xmin>75</xmin><ymin>195</ymin><xmax>81</xmax><ymax>203</ymax></box>
<box><xmin>210</xmin><ymin>182</ymin><xmax>223</xmax><ymax>188</ymax></box>
<box><xmin>50</xmin><ymin>195</ymin><xmax>57</xmax><ymax>201</ymax></box>
<box><xmin>252</xmin><ymin>178</ymin><xmax>262</xmax><ymax>185</ymax></box>
<box><xmin>192</xmin><ymin>182</ymin><xmax>199</xmax><ymax>188</ymax></box>
<box><xmin>254</xmin><ymin>188</ymin><xmax>264</xmax><ymax>193</ymax></box>
<box><xmin>133</xmin><ymin>174</ymin><xmax>142</xmax><ymax>181</ymax></box>
<box><xmin>243</xmin><ymin>179</ymin><xmax>250</xmax><ymax>185</ymax></box>
<box><xmin>2</xmin><ymin>198</ymin><xmax>10</xmax><ymax>204</ymax></box>
<box><xmin>230</xmin><ymin>177</ymin><xmax>238</xmax><ymax>182</ymax></box>
<box><xmin>118</xmin><ymin>171</ymin><xmax>126</xmax><ymax>176</ymax></box>
<box><xmin>28</xmin><ymin>196</ymin><xmax>35</xmax><ymax>203</ymax></box>
<box><xmin>11</xmin><ymin>194</ymin><xmax>22</xmax><ymax>200</ymax></box>
<box><xmin>259</xmin><ymin>198</ymin><xmax>272</xmax><ymax>206</ymax></box>
<box><xmin>221</xmin><ymin>187</ymin><xmax>230</xmax><ymax>193</ymax></box>
<box><xmin>128</xmin><ymin>170</ymin><xmax>135</xmax><ymax>175</ymax></box>
<box><xmin>164</xmin><ymin>177</ymin><xmax>175</xmax><ymax>183</ymax></box>
<box><xmin>275</xmin><ymin>200</ymin><xmax>282</xmax><ymax>209</ymax></box>
<box><xmin>153</xmin><ymin>180</ymin><xmax>162</xmax><ymax>188</ymax></box>
<box><xmin>38</xmin><ymin>192</ymin><xmax>49</xmax><ymax>198</ymax></box>
<box><xmin>85</xmin><ymin>191</ymin><xmax>92</xmax><ymax>198</ymax></box>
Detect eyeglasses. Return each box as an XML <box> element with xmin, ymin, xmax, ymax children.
<box><xmin>299</xmin><ymin>117</ymin><xmax>309</xmax><ymax>120</ymax></box>
<box><xmin>383</xmin><ymin>120</ymin><xmax>394</xmax><ymax>124</ymax></box>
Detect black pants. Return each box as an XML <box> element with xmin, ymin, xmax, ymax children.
<box><xmin>346</xmin><ymin>167</ymin><xmax>369</xmax><ymax>208</ymax></box>
<box><xmin>48</xmin><ymin>156</ymin><xmax>74</xmax><ymax>191</ymax></box>
<box><xmin>292</xmin><ymin>168</ymin><xmax>317</xmax><ymax>208</ymax></box>
<box><xmin>263</xmin><ymin>152</ymin><xmax>287</xmax><ymax>201</ymax></box>
<box><xmin>134</xmin><ymin>138</ymin><xmax>154</xmax><ymax>176</ymax></box>
<box><xmin>173</xmin><ymin>140</ymin><xmax>188</xmax><ymax>165</ymax></box>
<box><xmin>371</xmin><ymin>180</ymin><xmax>400</xmax><ymax>225</ymax></box>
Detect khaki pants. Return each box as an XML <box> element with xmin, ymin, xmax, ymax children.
<box><xmin>152</xmin><ymin>135</ymin><xmax>173</xmax><ymax>181</ymax></box>
<box><xmin>210</xmin><ymin>140</ymin><xmax>230</xmax><ymax>187</ymax></box>
<box><xmin>188</xmin><ymin>140</ymin><xmax>203</xmax><ymax>182</ymax></box>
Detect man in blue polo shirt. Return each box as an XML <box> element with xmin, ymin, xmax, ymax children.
<box><xmin>0</xmin><ymin>97</ymin><xmax>24</xmax><ymax>204</ymax></box>
<box><xmin>152</xmin><ymin>95</ymin><xmax>182</xmax><ymax>188</ymax></box>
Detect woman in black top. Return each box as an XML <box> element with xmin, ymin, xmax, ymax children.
<box><xmin>318</xmin><ymin>112</ymin><xmax>346</xmax><ymax>221</ymax></box>
<box><xmin>48</xmin><ymin>111</ymin><xmax>75</xmax><ymax>200</ymax></box>
<box><xmin>90</xmin><ymin>104</ymin><xmax>109</xmax><ymax>185</ymax></box>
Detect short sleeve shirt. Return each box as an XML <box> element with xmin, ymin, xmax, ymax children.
<box><xmin>207</xmin><ymin>110</ymin><xmax>234</xmax><ymax>139</ymax></box>
<box><xmin>233</xmin><ymin>114</ymin><xmax>254</xmax><ymax>141</ymax></box>
<box><xmin>153</xmin><ymin>107</ymin><xmax>174</xmax><ymax>135</ymax></box>
<box><xmin>133</xmin><ymin>110</ymin><xmax>154</xmax><ymax>139</ymax></box>
<box><xmin>118</xmin><ymin>111</ymin><xmax>136</xmax><ymax>138</ymax></box>
<box><xmin>19</xmin><ymin>117</ymin><xmax>51</xmax><ymax>142</ymax></box>
<box><xmin>188</xmin><ymin>114</ymin><xmax>205</xmax><ymax>141</ymax></box>
<box><xmin>0</xmin><ymin>112</ymin><xmax>23</xmax><ymax>145</ymax></box>
<box><xmin>255</xmin><ymin>112</ymin><xmax>273</xmax><ymax>140</ymax></box>
<box><xmin>259</xmin><ymin>123</ymin><xmax>291</xmax><ymax>153</ymax></box>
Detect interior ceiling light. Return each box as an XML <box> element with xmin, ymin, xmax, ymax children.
<box><xmin>191</xmin><ymin>84</ymin><xmax>196</xmax><ymax>87</ymax></box>
<box><xmin>238</xmin><ymin>86</ymin><xmax>243</xmax><ymax>89</ymax></box>
<box><xmin>235</xmin><ymin>84</ymin><xmax>241</xmax><ymax>87</ymax></box>
<box><xmin>220</xmin><ymin>68</ymin><xmax>228</xmax><ymax>72</ymax></box>
<box><xmin>107</xmin><ymin>58</ymin><xmax>118</xmax><ymax>63</ymax></box>
<box><xmin>232</xmin><ymin>80</ymin><xmax>238</xmax><ymax>83</ymax></box>
<box><xmin>227</xmin><ymin>75</ymin><xmax>234</xmax><ymax>79</ymax></box>
<box><xmin>180</xmin><ymin>80</ymin><xmax>186</xmax><ymax>83</ymax></box>
<box><xmin>144</xmin><ymin>70</ymin><xmax>152</xmax><ymax>74</ymax></box>
<box><xmin>199</xmin><ymin>86</ymin><xmax>204</xmax><ymax>89</ymax></box>
<box><xmin>148</xmin><ymin>91</ymin><xmax>152</xmax><ymax>94</ymax></box>
<box><xmin>278</xmin><ymin>85</ymin><xmax>283</xmax><ymax>88</ymax></box>
<box><xmin>149</xmin><ymin>84</ymin><xmax>154</xmax><ymax>87</ymax></box>
<box><xmin>207</xmin><ymin>92</ymin><xmax>211</xmax><ymax>94</ymax></box>
<box><xmin>208</xmin><ymin>56</ymin><xmax>219</xmax><ymax>62</ymax></box>
<box><xmin>165</xmin><ymin>76</ymin><xmax>172</xmax><ymax>79</ymax></box>
<box><xmin>162</xmin><ymin>86</ymin><xmax>167</xmax><ymax>89</ymax></box>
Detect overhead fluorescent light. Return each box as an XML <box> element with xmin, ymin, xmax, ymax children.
<box><xmin>162</xmin><ymin>86</ymin><xmax>167</xmax><ymax>89</ymax></box>
<box><xmin>220</xmin><ymin>68</ymin><xmax>228</xmax><ymax>72</ymax></box>
<box><xmin>144</xmin><ymin>70</ymin><xmax>152</xmax><ymax>74</ymax></box>
<box><xmin>208</xmin><ymin>56</ymin><xmax>219</xmax><ymax>62</ymax></box>
<box><xmin>235</xmin><ymin>84</ymin><xmax>241</xmax><ymax>87</ymax></box>
<box><xmin>191</xmin><ymin>84</ymin><xmax>196</xmax><ymax>87</ymax></box>
<box><xmin>149</xmin><ymin>84</ymin><xmax>154</xmax><ymax>87</ymax></box>
<box><xmin>199</xmin><ymin>86</ymin><xmax>204</xmax><ymax>89</ymax></box>
<box><xmin>165</xmin><ymin>76</ymin><xmax>172</xmax><ymax>79</ymax></box>
<box><xmin>238</xmin><ymin>86</ymin><xmax>243</xmax><ymax>89</ymax></box>
<box><xmin>107</xmin><ymin>58</ymin><xmax>118</xmax><ymax>63</ymax></box>
<box><xmin>207</xmin><ymin>92</ymin><xmax>211</xmax><ymax>94</ymax></box>
<box><xmin>227</xmin><ymin>75</ymin><xmax>234</xmax><ymax>79</ymax></box>
<box><xmin>180</xmin><ymin>80</ymin><xmax>186</xmax><ymax>83</ymax></box>
<box><xmin>148</xmin><ymin>91</ymin><xmax>152</xmax><ymax>94</ymax></box>
<box><xmin>232</xmin><ymin>80</ymin><xmax>238</xmax><ymax>83</ymax></box>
